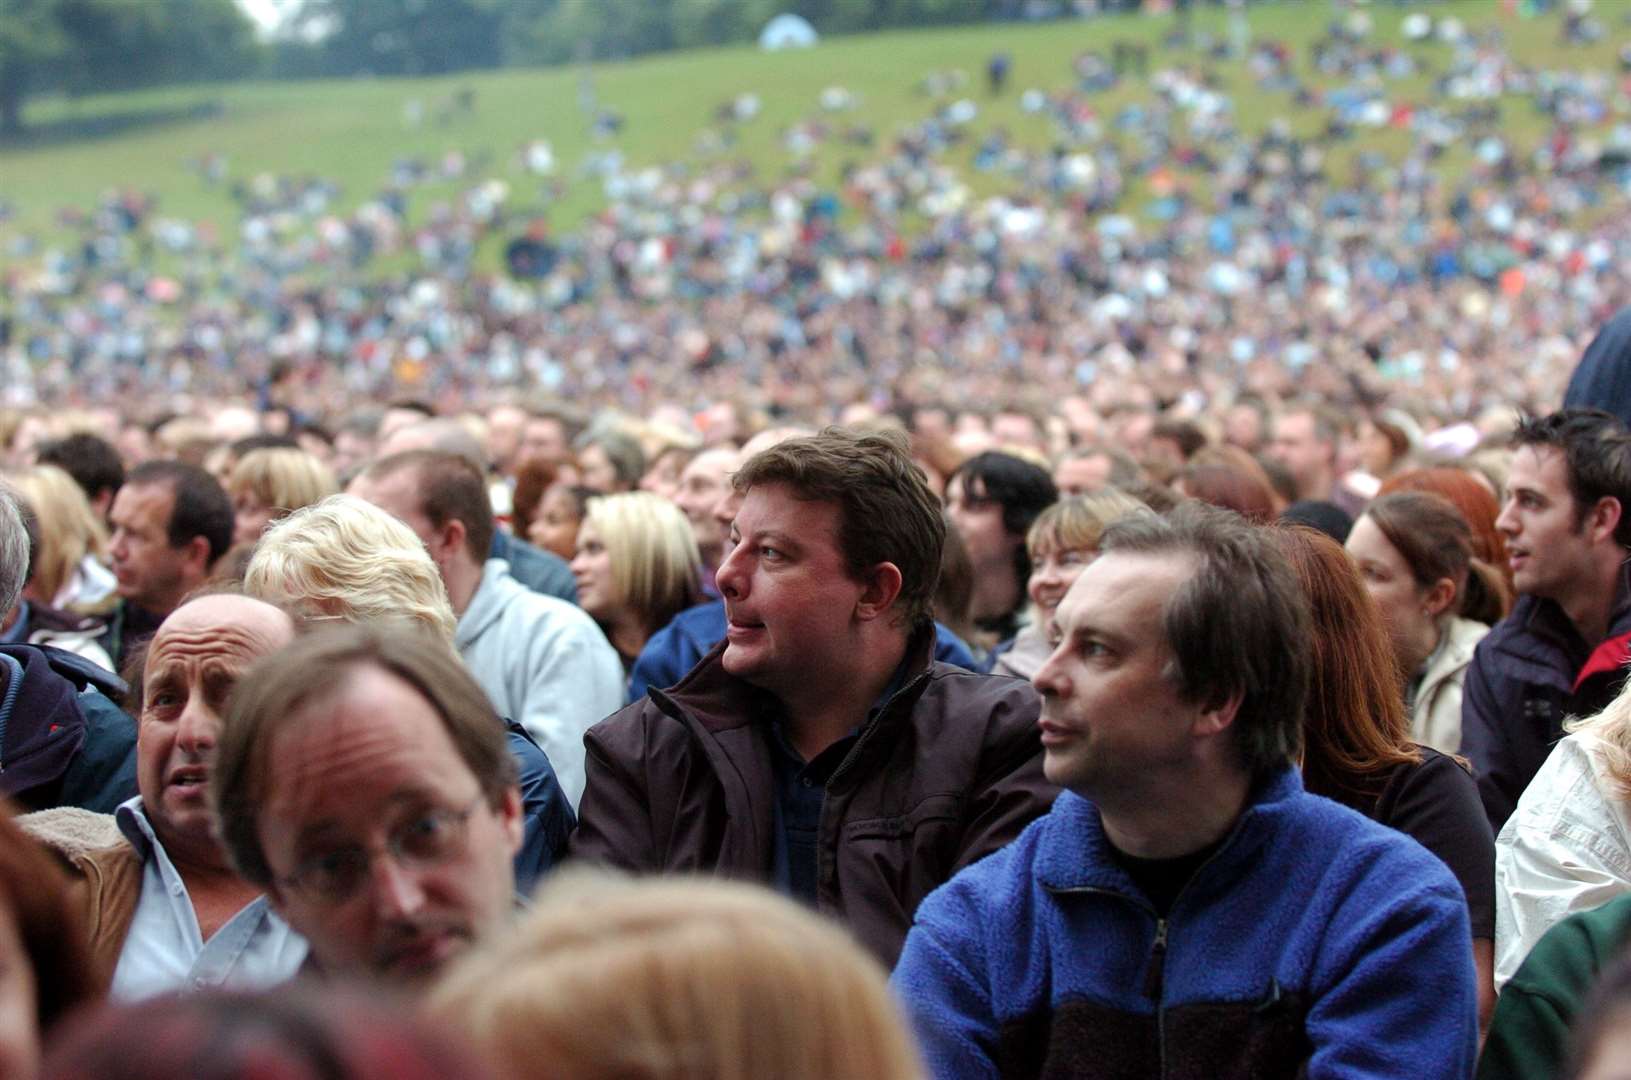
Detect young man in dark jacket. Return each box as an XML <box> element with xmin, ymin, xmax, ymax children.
<box><xmin>571</xmin><ymin>427</ymin><xmax>1054</xmax><ymax>965</ymax></box>
<box><xmin>1462</xmin><ymin>409</ymin><xmax>1631</xmax><ymax>830</ymax></box>
<box><xmin>892</xmin><ymin>506</ymin><xmax>1477</xmax><ymax>1080</ymax></box>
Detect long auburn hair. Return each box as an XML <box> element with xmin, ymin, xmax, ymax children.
<box><xmin>1272</xmin><ymin>525</ymin><xmax>1421</xmax><ymax>804</ymax></box>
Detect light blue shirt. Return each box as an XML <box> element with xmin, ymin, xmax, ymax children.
<box><xmin>108</xmin><ymin>797</ymin><xmax>307</xmax><ymax>1001</ymax></box>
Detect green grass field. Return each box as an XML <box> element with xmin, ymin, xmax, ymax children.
<box><xmin>1</xmin><ymin>1</ymin><xmax>1623</xmax><ymax>272</ymax></box>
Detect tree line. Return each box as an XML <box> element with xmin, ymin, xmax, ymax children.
<box><xmin>1</xmin><ymin>0</ymin><xmax>1054</xmax><ymax>135</ymax></box>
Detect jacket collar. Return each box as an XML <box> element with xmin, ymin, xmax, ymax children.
<box><xmin>1034</xmin><ymin>766</ymin><xmax>1303</xmax><ymax>896</ymax></box>
<box><xmin>653</xmin><ymin>623</ymin><xmax>937</xmax><ymax>737</ymax></box>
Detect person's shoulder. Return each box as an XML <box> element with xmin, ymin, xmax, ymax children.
<box><xmin>917</xmin><ymin>798</ymin><xmax>1061</xmax><ymax>922</ymax></box>
<box><xmin>1506</xmin><ymin>892</ymin><xmax>1631</xmax><ymax>1001</ymax></box>
<box><xmin>1277</xmin><ymin>782</ymin><xmax>1458</xmax><ymax>887</ymax></box>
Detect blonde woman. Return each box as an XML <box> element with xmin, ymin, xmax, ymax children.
<box><xmin>1495</xmin><ymin>681</ymin><xmax>1631</xmax><ymax>990</ymax></box>
<box><xmin>227</xmin><ymin>448</ymin><xmax>338</xmax><ymax>548</ymax></box>
<box><xmin>990</xmin><ymin>490</ymin><xmax>1149</xmax><ymax>680</ymax></box>
<box><xmin>242</xmin><ymin>494</ymin><xmax>572</xmax><ymax>891</ymax></box>
<box><xmin>7</xmin><ymin>464</ymin><xmax>116</xmax><ymax>612</ymax></box>
<box><xmin>570</xmin><ymin>492</ymin><xmax>702</xmax><ymax>671</ymax></box>
<box><xmin>428</xmin><ymin>873</ymin><xmax>924</xmax><ymax>1080</ymax></box>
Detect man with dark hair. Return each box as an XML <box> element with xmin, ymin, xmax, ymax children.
<box><xmin>102</xmin><ymin>461</ymin><xmax>233</xmax><ymax>669</ymax></box>
<box><xmin>211</xmin><ymin>623</ymin><xmax>523</xmax><ymax>988</ymax></box>
<box><xmin>37</xmin><ymin>432</ymin><xmax>125</xmax><ymax>521</ymax></box>
<box><xmin>945</xmin><ymin>451</ymin><xmax>1058</xmax><ymax>649</ymax></box>
<box><xmin>349</xmin><ymin>450</ymin><xmax>622</xmax><ymax>807</ymax></box>
<box><xmin>0</xmin><ymin>481</ymin><xmax>134</xmax><ymax>814</ymax></box>
<box><xmin>893</xmin><ymin>504</ymin><xmax>1477</xmax><ymax>1078</ymax></box>
<box><xmin>1463</xmin><ymin>408</ymin><xmax>1631</xmax><ymax>830</ymax></box>
<box><xmin>573</xmin><ymin>427</ymin><xmax>1054</xmax><ymax>965</ymax></box>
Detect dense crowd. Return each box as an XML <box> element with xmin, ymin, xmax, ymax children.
<box><xmin>8</xmin><ymin>3</ymin><xmax>1631</xmax><ymax>1079</ymax></box>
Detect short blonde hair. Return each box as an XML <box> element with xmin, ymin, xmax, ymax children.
<box><xmin>7</xmin><ymin>464</ymin><xmax>108</xmax><ymax>605</ymax></box>
<box><xmin>582</xmin><ymin>492</ymin><xmax>700</xmax><ymax>635</ymax></box>
<box><xmin>227</xmin><ymin>448</ymin><xmax>338</xmax><ymax>519</ymax></box>
<box><xmin>1026</xmin><ymin>489</ymin><xmax>1149</xmax><ymax>558</ymax></box>
<box><xmin>243</xmin><ymin>494</ymin><xmax>457</xmax><ymax>644</ymax></box>
<box><xmin>428</xmin><ymin>872</ymin><xmax>924</xmax><ymax>1080</ymax></box>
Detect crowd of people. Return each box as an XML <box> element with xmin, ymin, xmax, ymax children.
<box><xmin>1</xmin><ymin>352</ymin><xmax>1631</xmax><ymax>1076</ymax></box>
<box><xmin>7</xmin><ymin>2</ymin><xmax>1631</xmax><ymax>1078</ymax></box>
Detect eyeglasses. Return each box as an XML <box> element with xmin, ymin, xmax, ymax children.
<box><xmin>278</xmin><ymin>795</ymin><xmax>486</xmax><ymax>904</ymax></box>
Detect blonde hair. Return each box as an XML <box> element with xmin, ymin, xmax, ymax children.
<box><xmin>428</xmin><ymin>872</ymin><xmax>924</xmax><ymax>1080</ymax></box>
<box><xmin>1566</xmin><ymin>681</ymin><xmax>1631</xmax><ymax>799</ymax></box>
<box><xmin>582</xmin><ymin>492</ymin><xmax>701</xmax><ymax>635</ymax></box>
<box><xmin>243</xmin><ymin>494</ymin><xmax>457</xmax><ymax>644</ymax></box>
<box><xmin>7</xmin><ymin>464</ymin><xmax>108</xmax><ymax>605</ymax></box>
<box><xmin>1026</xmin><ymin>489</ymin><xmax>1150</xmax><ymax>558</ymax></box>
<box><xmin>228</xmin><ymin>448</ymin><xmax>338</xmax><ymax>519</ymax></box>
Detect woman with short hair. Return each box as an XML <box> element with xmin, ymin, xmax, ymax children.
<box><xmin>570</xmin><ymin>492</ymin><xmax>702</xmax><ymax>672</ymax></box>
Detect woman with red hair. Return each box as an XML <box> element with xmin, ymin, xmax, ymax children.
<box><xmin>1273</xmin><ymin>526</ymin><xmax>1497</xmax><ymax>1031</ymax></box>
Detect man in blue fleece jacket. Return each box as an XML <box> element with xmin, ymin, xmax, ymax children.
<box><xmin>893</xmin><ymin>505</ymin><xmax>1478</xmax><ymax>1080</ymax></box>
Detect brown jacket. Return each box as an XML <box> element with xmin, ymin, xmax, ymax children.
<box><xmin>21</xmin><ymin>806</ymin><xmax>142</xmax><ymax>991</ymax></box>
<box><xmin>570</xmin><ymin>633</ymin><xmax>1056</xmax><ymax>964</ymax></box>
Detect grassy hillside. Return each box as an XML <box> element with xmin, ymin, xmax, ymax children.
<box><xmin>2</xmin><ymin>2</ymin><xmax>1622</xmax><ymax>270</ymax></box>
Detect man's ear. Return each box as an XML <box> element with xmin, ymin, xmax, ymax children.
<box><xmin>436</xmin><ymin>518</ymin><xmax>469</xmax><ymax>563</ymax></box>
<box><xmin>181</xmin><ymin>535</ymin><xmax>212</xmax><ymax>576</ymax></box>
<box><xmin>1193</xmin><ymin>689</ymin><xmax>1243</xmax><ymax>739</ymax></box>
<box><xmin>855</xmin><ymin>562</ymin><xmax>905</xmax><ymax>623</ymax></box>
<box><xmin>1589</xmin><ymin>497</ymin><xmax>1623</xmax><ymax>546</ymax></box>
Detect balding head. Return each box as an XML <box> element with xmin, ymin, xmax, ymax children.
<box><xmin>135</xmin><ymin>592</ymin><xmax>296</xmax><ymax>860</ymax></box>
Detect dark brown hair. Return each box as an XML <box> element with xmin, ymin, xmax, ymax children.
<box><xmin>211</xmin><ymin>623</ymin><xmax>519</xmax><ymax>889</ymax></box>
<box><xmin>1272</xmin><ymin>525</ymin><xmax>1421</xmax><ymax>804</ymax></box>
<box><xmin>0</xmin><ymin>802</ymin><xmax>103</xmax><ymax>1034</ymax></box>
<box><xmin>1100</xmin><ymin>504</ymin><xmax>1311</xmax><ymax>778</ymax></box>
<box><xmin>734</xmin><ymin>427</ymin><xmax>945</xmax><ymax>630</ymax></box>
<box><xmin>1363</xmin><ymin>492</ymin><xmax>1511</xmax><ymax>626</ymax></box>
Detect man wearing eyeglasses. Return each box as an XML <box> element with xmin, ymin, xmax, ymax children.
<box><xmin>210</xmin><ymin>623</ymin><xmax>524</xmax><ymax>988</ymax></box>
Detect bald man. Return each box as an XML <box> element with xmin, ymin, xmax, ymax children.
<box><xmin>23</xmin><ymin>593</ymin><xmax>309</xmax><ymax>998</ymax></box>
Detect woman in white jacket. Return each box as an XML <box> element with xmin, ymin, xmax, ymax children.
<box><xmin>1345</xmin><ymin>490</ymin><xmax>1511</xmax><ymax>754</ymax></box>
<box><xmin>1494</xmin><ymin>686</ymin><xmax>1631</xmax><ymax>988</ymax></box>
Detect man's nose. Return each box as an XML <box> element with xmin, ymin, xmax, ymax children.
<box><xmin>175</xmin><ymin>699</ymin><xmax>219</xmax><ymax>755</ymax></box>
<box><xmin>367</xmin><ymin>851</ymin><xmax>428</xmax><ymax>919</ymax></box>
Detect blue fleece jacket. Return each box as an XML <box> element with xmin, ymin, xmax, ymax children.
<box><xmin>892</xmin><ymin>767</ymin><xmax>1477</xmax><ymax>1080</ymax></box>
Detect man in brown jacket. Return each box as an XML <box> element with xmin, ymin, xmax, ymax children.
<box><xmin>25</xmin><ymin>592</ymin><xmax>306</xmax><ymax>997</ymax></box>
<box><xmin>570</xmin><ymin>427</ymin><xmax>1055</xmax><ymax>964</ymax></box>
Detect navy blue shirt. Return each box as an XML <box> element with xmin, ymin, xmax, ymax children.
<box><xmin>766</xmin><ymin>659</ymin><xmax>911</xmax><ymax>904</ymax></box>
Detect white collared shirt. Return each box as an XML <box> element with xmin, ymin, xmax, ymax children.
<box><xmin>108</xmin><ymin>797</ymin><xmax>307</xmax><ymax>1001</ymax></box>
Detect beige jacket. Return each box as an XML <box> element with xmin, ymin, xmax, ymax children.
<box><xmin>1409</xmin><ymin>616</ymin><xmax>1488</xmax><ymax>755</ymax></box>
<box><xmin>21</xmin><ymin>806</ymin><xmax>142</xmax><ymax>991</ymax></box>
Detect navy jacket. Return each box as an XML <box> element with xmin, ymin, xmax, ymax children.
<box><xmin>1460</xmin><ymin>569</ymin><xmax>1631</xmax><ymax>831</ymax></box>
<box><xmin>1565</xmin><ymin>305</ymin><xmax>1631</xmax><ymax>429</ymax></box>
<box><xmin>892</xmin><ymin>768</ymin><xmax>1478</xmax><ymax>1080</ymax></box>
<box><xmin>491</xmin><ymin>531</ymin><xmax>577</xmax><ymax>605</ymax></box>
<box><xmin>0</xmin><ymin>644</ymin><xmax>136</xmax><ymax>814</ymax></box>
<box><xmin>627</xmin><ymin>600</ymin><xmax>978</xmax><ymax>703</ymax></box>
<box><xmin>503</xmin><ymin>719</ymin><xmax>574</xmax><ymax>891</ymax></box>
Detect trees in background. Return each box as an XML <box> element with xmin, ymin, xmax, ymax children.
<box><xmin>0</xmin><ymin>0</ymin><xmax>257</xmax><ymax>134</ymax></box>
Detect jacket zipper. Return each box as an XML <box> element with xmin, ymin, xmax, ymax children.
<box><xmin>1044</xmin><ymin>826</ymin><xmax>1244</xmax><ymax>1080</ymax></box>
